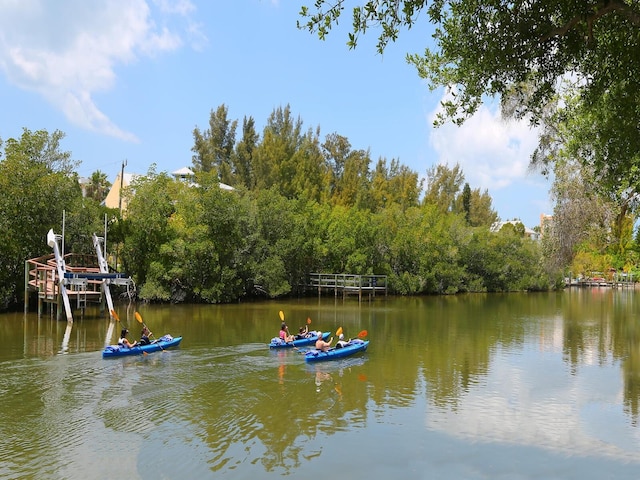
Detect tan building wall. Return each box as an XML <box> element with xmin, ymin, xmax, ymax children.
<box><xmin>103</xmin><ymin>172</ymin><xmax>136</xmax><ymax>212</ymax></box>
<box><xmin>539</xmin><ymin>214</ymin><xmax>553</xmax><ymax>238</ymax></box>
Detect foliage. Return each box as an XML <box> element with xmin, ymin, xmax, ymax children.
<box><xmin>192</xmin><ymin>104</ymin><xmax>238</xmax><ymax>183</ymax></box>
<box><xmin>120</xmin><ymin>166</ymin><xmax>177</xmax><ymax>290</ymax></box>
<box><xmin>85</xmin><ymin>170</ymin><xmax>111</xmax><ymax>203</ymax></box>
<box><xmin>63</xmin><ymin>198</ymin><xmax>114</xmax><ymax>256</ymax></box>
<box><xmin>528</xmin><ymin>92</ymin><xmax>637</xmax><ymax>275</ymax></box>
<box><xmin>1</xmin><ymin>106</ymin><xmax>578</xmax><ymax>310</ymax></box>
<box><xmin>233</xmin><ymin>116</ymin><xmax>259</xmax><ymax>189</ymax></box>
<box><xmin>570</xmin><ymin>245</ymin><xmax>613</xmax><ymax>280</ymax></box>
<box><xmin>423</xmin><ymin>163</ymin><xmax>464</xmax><ymax>213</ymax></box>
<box><xmin>299</xmin><ymin>1</ymin><xmax>640</xmax><ymax>128</ymax></box>
<box><xmin>464</xmin><ymin>227</ymin><xmax>547</xmax><ymax>292</ymax></box>
<box><xmin>252</xmin><ymin>105</ymin><xmax>305</xmax><ymax>197</ymax></box>
<box><xmin>425</xmin><ymin>163</ymin><xmax>497</xmax><ymax>226</ymax></box>
<box><xmin>0</xmin><ymin>129</ymin><xmax>80</xmax><ymax>309</ymax></box>
<box><xmin>299</xmin><ymin>1</ymin><xmax>640</xmax><ymax>279</ymax></box>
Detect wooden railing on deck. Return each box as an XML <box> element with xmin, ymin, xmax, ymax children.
<box><xmin>308</xmin><ymin>273</ymin><xmax>387</xmax><ymax>300</ymax></box>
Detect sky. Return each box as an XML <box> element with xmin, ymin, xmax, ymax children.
<box><xmin>0</xmin><ymin>0</ymin><xmax>552</xmax><ymax>228</ymax></box>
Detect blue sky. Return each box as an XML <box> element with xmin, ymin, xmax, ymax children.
<box><xmin>0</xmin><ymin>0</ymin><xmax>551</xmax><ymax>228</ymax></box>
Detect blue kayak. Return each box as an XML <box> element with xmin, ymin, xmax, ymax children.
<box><xmin>102</xmin><ymin>335</ymin><xmax>182</xmax><ymax>358</ymax></box>
<box><xmin>304</xmin><ymin>339</ymin><xmax>369</xmax><ymax>362</ymax></box>
<box><xmin>269</xmin><ymin>332</ymin><xmax>330</xmax><ymax>349</ymax></box>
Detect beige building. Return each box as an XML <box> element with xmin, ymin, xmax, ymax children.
<box><xmin>103</xmin><ymin>167</ymin><xmax>234</xmax><ymax>213</ymax></box>
<box><xmin>539</xmin><ymin>213</ymin><xmax>553</xmax><ymax>238</ymax></box>
<box><xmin>103</xmin><ymin>172</ymin><xmax>138</xmax><ymax>212</ymax></box>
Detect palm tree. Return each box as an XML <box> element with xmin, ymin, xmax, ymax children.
<box><xmin>87</xmin><ymin>170</ymin><xmax>111</xmax><ymax>202</ymax></box>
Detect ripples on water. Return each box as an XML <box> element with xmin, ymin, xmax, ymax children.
<box><xmin>3</xmin><ymin>293</ymin><xmax>640</xmax><ymax>479</ymax></box>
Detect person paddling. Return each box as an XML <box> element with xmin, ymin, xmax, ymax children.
<box><xmin>335</xmin><ymin>333</ymin><xmax>351</xmax><ymax>348</ymax></box>
<box><xmin>118</xmin><ymin>328</ymin><xmax>137</xmax><ymax>348</ymax></box>
<box><xmin>295</xmin><ymin>324</ymin><xmax>309</xmax><ymax>339</ymax></box>
<box><xmin>139</xmin><ymin>326</ymin><xmax>152</xmax><ymax>345</ymax></box>
<box><xmin>315</xmin><ymin>334</ymin><xmax>333</xmax><ymax>352</ymax></box>
<box><xmin>279</xmin><ymin>322</ymin><xmax>295</xmax><ymax>343</ymax></box>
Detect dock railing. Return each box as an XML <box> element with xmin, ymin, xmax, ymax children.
<box><xmin>308</xmin><ymin>273</ymin><xmax>387</xmax><ymax>300</ymax></box>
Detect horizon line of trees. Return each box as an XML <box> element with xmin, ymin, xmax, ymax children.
<box><xmin>190</xmin><ymin>104</ymin><xmax>500</xmax><ymax>227</ymax></box>
<box><xmin>298</xmin><ymin>1</ymin><xmax>640</xmax><ymax>285</ymax></box>
<box><xmin>0</xmin><ymin>108</ymin><xmax>557</xmax><ymax>310</ymax></box>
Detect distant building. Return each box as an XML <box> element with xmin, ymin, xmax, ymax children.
<box><xmin>172</xmin><ymin>166</ymin><xmax>196</xmax><ymax>183</ymax></box>
<box><xmin>78</xmin><ymin>176</ymin><xmax>91</xmax><ymax>198</ymax></box>
<box><xmin>170</xmin><ymin>166</ymin><xmax>234</xmax><ymax>191</ymax></box>
<box><xmin>103</xmin><ymin>172</ymin><xmax>138</xmax><ymax>212</ymax></box>
<box><xmin>103</xmin><ymin>167</ymin><xmax>235</xmax><ymax>213</ymax></box>
<box><xmin>490</xmin><ymin>220</ymin><xmax>540</xmax><ymax>241</ymax></box>
<box><xmin>539</xmin><ymin>214</ymin><xmax>553</xmax><ymax>238</ymax></box>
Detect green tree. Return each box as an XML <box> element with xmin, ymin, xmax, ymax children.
<box><xmin>252</xmin><ymin>105</ymin><xmax>304</xmax><ymax>197</ymax></box>
<box><xmin>192</xmin><ymin>104</ymin><xmax>238</xmax><ymax>184</ymax></box>
<box><xmin>300</xmin><ymin>1</ymin><xmax>640</xmax><ymax>208</ymax></box>
<box><xmin>322</xmin><ymin>132</ymin><xmax>351</xmax><ymax>190</ymax></box>
<box><xmin>125</xmin><ymin>168</ymin><xmax>253</xmax><ymax>304</ymax></box>
<box><xmin>375</xmin><ymin>204</ymin><xmax>465</xmax><ymax>294</ymax></box>
<box><xmin>559</xmin><ymin>93</ymin><xmax>640</xmax><ymax>246</ymax></box>
<box><xmin>461</xmin><ymin>183</ymin><xmax>471</xmax><ymax>223</ymax></box>
<box><xmin>121</xmin><ymin>167</ymin><xmax>176</xmax><ymax>290</ymax></box>
<box><xmin>0</xmin><ymin>128</ymin><xmax>80</xmax><ymax>309</ymax></box>
<box><xmin>300</xmin><ymin>1</ymin><xmax>639</xmax><ymax>124</ymax></box>
<box><xmin>423</xmin><ymin>163</ymin><xmax>464</xmax><ymax>213</ymax></box>
<box><xmin>319</xmin><ymin>205</ymin><xmax>377</xmax><ymax>274</ymax></box>
<box><xmin>249</xmin><ymin>188</ymin><xmax>302</xmax><ymax>297</ymax></box>
<box><xmin>463</xmin><ymin>227</ymin><xmax>547</xmax><ymax>292</ymax></box>
<box><xmin>290</xmin><ymin>127</ymin><xmax>330</xmax><ymax>203</ymax></box>
<box><xmin>63</xmin><ymin>197</ymin><xmax>113</xmax><ymax>257</ymax></box>
<box><xmin>467</xmin><ymin>188</ymin><xmax>498</xmax><ymax>228</ymax></box>
<box><xmin>195</xmin><ymin>171</ymin><xmax>252</xmax><ymax>302</ymax></box>
<box><xmin>370</xmin><ymin>157</ymin><xmax>421</xmax><ymax>212</ymax></box>
<box><xmin>233</xmin><ymin>116</ymin><xmax>259</xmax><ymax>189</ymax></box>
<box><xmin>543</xmin><ymin>155</ymin><xmax>617</xmax><ymax>272</ymax></box>
<box><xmin>334</xmin><ymin>148</ymin><xmax>371</xmax><ymax>208</ymax></box>
<box><xmin>85</xmin><ymin>170</ymin><xmax>111</xmax><ymax>203</ymax></box>
<box><xmin>370</xmin><ymin>158</ymin><xmax>391</xmax><ymax>212</ymax></box>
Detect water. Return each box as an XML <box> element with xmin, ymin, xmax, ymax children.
<box><xmin>1</xmin><ymin>290</ymin><xmax>639</xmax><ymax>479</ymax></box>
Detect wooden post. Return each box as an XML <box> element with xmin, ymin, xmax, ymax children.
<box><xmin>24</xmin><ymin>260</ymin><xmax>29</xmax><ymax>314</ymax></box>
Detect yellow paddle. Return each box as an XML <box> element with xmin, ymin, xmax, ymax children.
<box><xmin>135</xmin><ymin>311</ymin><xmax>162</xmax><ymax>352</ymax></box>
<box><xmin>110</xmin><ymin>309</ymin><xmax>129</xmax><ymax>329</ymax></box>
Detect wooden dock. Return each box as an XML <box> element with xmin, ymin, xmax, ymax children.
<box><xmin>308</xmin><ymin>273</ymin><xmax>387</xmax><ymax>301</ymax></box>
<box><xmin>565</xmin><ymin>272</ymin><xmax>636</xmax><ymax>289</ymax></box>
<box><xmin>24</xmin><ymin>252</ymin><xmax>133</xmax><ymax>317</ymax></box>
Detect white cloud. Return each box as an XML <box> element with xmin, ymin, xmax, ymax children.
<box><xmin>428</xmin><ymin>92</ymin><xmax>542</xmax><ymax>192</ymax></box>
<box><xmin>154</xmin><ymin>0</ymin><xmax>195</xmax><ymax>15</ymax></box>
<box><xmin>0</xmin><ymin>0</ymin><xmax>200</xmax><ymax>140</ymax></box>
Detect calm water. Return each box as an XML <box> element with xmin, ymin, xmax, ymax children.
<box><xmin>1</xmin><ymin>290</ymin><xmax>640</xmax><ymax>479</ymax></box>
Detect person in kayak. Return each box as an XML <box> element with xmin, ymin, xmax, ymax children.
<box><xmin>335</xmin><ymin>333</ymin><xmax>351</xmax><ymax>349</ymax></box>
<box><xmin>279</xmin><ymin>323</ymin><xmax>295</xmax><ymax>343</ymax></box>
<box><xmin>315</xmin><ymin>335</ymin><xmax>333</xmax><ymax>352</ymax></box>
<box><xmin>118</xmin><ymin>328</ymin><xmax>137</xmax><ymax>348</ymax></box>
<box><xmin>138</xmin><ymin>326</ymin><xmax>152</xmax><ymax>345</ymax></box>
<box><xmin>295</xmin><ymin>324</ymin><xmax>309</xmax><ymax>339</ymax></box>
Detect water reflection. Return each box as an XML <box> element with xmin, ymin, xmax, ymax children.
<box><xmin>2</xmin><ymin>291</ymin><xmax>640</xmax><ymax>478</ymax></box>
<box><xmin>309</xmin><ymin>356</ymin><xmax>368</xmax><ymax>398</ymax></box>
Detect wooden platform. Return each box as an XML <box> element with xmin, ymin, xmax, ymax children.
<box><xmin>24</xmin><ymin>252</ymin><xmax>130</xmax><ymax>315</ymax></box>
<box><xmin>308</xmin><ymin>273</ymin><xmax>387</xmax><ymax>300</ymax></box>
